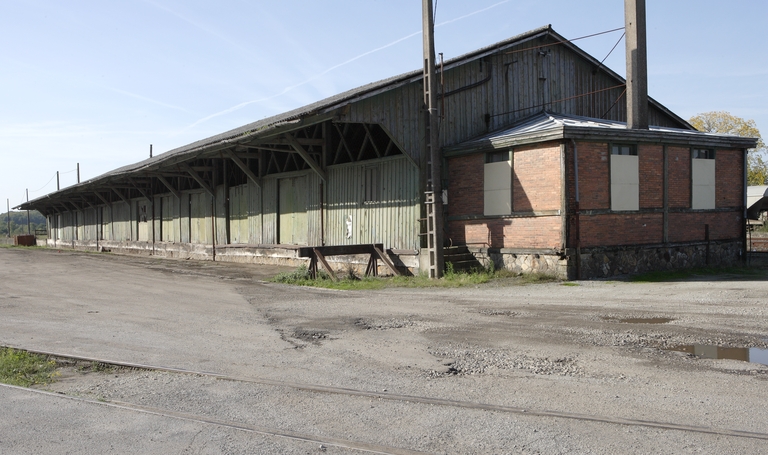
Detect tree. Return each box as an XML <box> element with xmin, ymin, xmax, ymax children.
<box><xmin>689</xmin><ymin>111</ymin><xmax>767</xmax><ymax>185</ymax></box>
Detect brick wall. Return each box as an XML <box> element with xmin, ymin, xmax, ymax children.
<box><xmin>668</xmin><ymin>211</ymin><xmax>742</xmax><ymax>242</ymax></box>
<box><xmin>513</xmin><ymin>143</ymin><xmax>562</xmax><ymax>211</ymax></box>
<box><xmin>446</xmin><ymin>141</ymin><xmax>563</xmax><ymax>249</ymax></box>
<box><xmin>579</xmin><ymin>213</ymin><xmax>663</xmax><ymax>247</ymax></box>
<box><xmin>575</xmin><ymin>142</ymin><xmax>610</xmax><ymax>210</ymax></box>
<box><xmin>639</xmin><ymin>144</ymin><xmax>663</xmax><ymax>209</ymax></box>
<box><xmin>716</xmin><ymin>149</ymin><xmax>744</xmax><ymax>208</ymax></box>
<box><xmin>668</xmin><ymin>146</ymin><xmax>690</xmax><ymax>208</ymax></box>
<box><xmin>449</xmin><ymin>216</ymin><xmax>562</xmax><ymax>249</ymax></box>
<box><xmin>447</xmin><ymin>153</ymin><xmax>483</xmax><ymax>217</ymax></box>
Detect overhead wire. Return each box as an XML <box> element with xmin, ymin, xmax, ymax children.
<box><xmin>505</xmin><ymin>26</ymin><xmax>625</xmax><ymax>55</ymax></box>
<box><xmin>490</xmin><ymin>84</ymin><xmax>626</xmax><ymax>118</ymax></box>
<box><xmin>489</xmin><ymin>26</ymin><xmax>628</xmax><ymax>119</ymax></box>
<box><xmin>29</xmin><ymin>173</ymin><xmax>58</xmax><ymax>194</ymax></box>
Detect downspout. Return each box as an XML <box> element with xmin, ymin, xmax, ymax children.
<box><xmin>571</xmin><ymin>139</ymin><xmax>581</xmax><ymax>280</ymax></box>
<box><xmin>743</xmin><ymin>148</ymin><xmax>748</xmax><ymax>264</ymax></box>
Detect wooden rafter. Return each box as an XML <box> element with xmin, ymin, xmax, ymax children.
<box><xmin>334</xmin><ymin>123</ymin><xmax>355</xmax><ymax>164</ymax></box>
<box><xmin>179</xmin><ymin>163</ymin><xmax>214</xmax><ymax>197</ymax></box>
<box><xmin>362</xmin><ymin>124</ymin><xmax>382</xmax><ymax>159</ymax></box>
<box><xmin>157</xmin><ymin>175</ymin><xmax>181</xmax><ymax>200</ymax></box>
<box><xmin>128</xmin><ymin>178</ymin><xmax>151</xmax><ymax>201</ymax></box>
<box><xmin>225</xmin><ymin>150</ymin><xmax>262</xmax><ymax>189</ymax></box>
<box><xmin>110</xmin><ymin>187</ymin><xmax>131</xmax><ymax>206</ymax></box>
<box><xmin>94</xmin><ymin>192</ymin><xmax>110</xmax><ymax>206</ymax></box>
<box><xmin>285</xmin><ymin>134</ymin><xmax>326</xmax><ymax>182</ymax></box>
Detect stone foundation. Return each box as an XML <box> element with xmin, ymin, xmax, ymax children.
<box><xmin>466</xmin><ymin>247</ymin><xmax>570</xmax><ymax>278</ymax></box>
<box><xmin>576</xmin><ymin>240</ymin><xmax>744</xmax><ymax>279</ymax></box>
<box><xmin>44</xmin><ymin>239</ymin><xmax>418</xmax><ymax>276</ymax></box>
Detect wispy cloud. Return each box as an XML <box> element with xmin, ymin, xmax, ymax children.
<box><xmin>435</xmin><ymin>0</ymin><xmax>511</xmax><ymax>27</ymax></box>
<box><xmin>184</xmin><ymin>0</ymin><xmax>512</xmax><ymax>129</ymax></box>
<box><xmin>142</xmin><ymin>0</ymin><xmax>263</xmax><ymax>64</ymax></box>
<box><xmin>106</xmin><ymin>87</ymin><xmax>192</xmax><ymax>113</ymax></box>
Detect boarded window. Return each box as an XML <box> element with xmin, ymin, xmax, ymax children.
<box><xmin>692</xmin><ymin>148</ymin><xmax>716</xmax><ymax>210</ymax></box>
<box><xmin>610</xmin><ymin>144</ymin><xmax>639</xmax><ymax>211</ymax></box>
<box><xmin>484</xmin><ymin>151</ymin><xmax>512</xmax><ymax>216</ymax></box>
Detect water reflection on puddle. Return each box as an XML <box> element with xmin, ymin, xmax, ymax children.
<box><xmin>601</xmin><ymin>317</ymin><xmax>674</xmax><ymax>324</ymax></box>
<box><xmin>669</xmin><ymin>344</ymin><xmax>768</xmax><ymax>366</ymax></box>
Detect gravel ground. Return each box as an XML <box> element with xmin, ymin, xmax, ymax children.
<box><xmin>2</xmin><ymin>247</ymin><xmax>768</xmax><ymax>454</ymax></box>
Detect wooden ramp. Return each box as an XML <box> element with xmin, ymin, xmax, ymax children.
<box><xmin>298</xmin><ymin>244</ymin><xmax>401</xmax><ymax>281</ymax></box>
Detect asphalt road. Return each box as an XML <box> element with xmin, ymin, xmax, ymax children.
<box><xmin>1</xmin><ymin>247</ymin><xmax>768</xmax><ymax>454</ymax></box>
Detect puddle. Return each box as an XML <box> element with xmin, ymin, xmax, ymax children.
<box><xmin>601</xmin><ymin>317</ymin><xmax>674</xmax><ymax>324</ymax></box>
<box><xmin>669</xmin><ymin>344</ymin><xmax>768</xmax><ymax>366</ymax></box>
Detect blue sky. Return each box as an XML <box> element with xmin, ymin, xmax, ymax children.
<box><xmin>2</xmin><ymin>0</ymin><xmax>766</xmax><ymax>209</ymax></box>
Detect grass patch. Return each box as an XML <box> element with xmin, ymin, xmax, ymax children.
<box><xmin>561</xmin><ymin>282</ymin><xmax>580</xmax><ymax>287</ymax></box>
<box><xmin>0</xmin><ymin>348</ymin><xmax>59</xmax><ymax>387</ymax></box>
<box><xmin>271</xmin><ymin>264</ymin><xmax>561</xmax><ymax>290</ymax></box>
<box><xmin>630</xmin><ymin>266</ymin><xmax>768</xmax><ymax>283</ymax></box>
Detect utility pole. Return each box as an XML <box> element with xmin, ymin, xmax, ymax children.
<box><xmin>423</xmin><ymin>0</ymin><xmax>444</xmax><ymax>278</ymax></box>
<box><xmin>6</xmin><ymin>199</ymin><xmax>9</xmax><ymax>237</ymax></box>
<box><xmin>625</xmin><ymin>0</ymin><xmax>648</xmax><ymax>130</ymax></box>
<box><xmin>57</xmin><ymin>171</ymin><xmax>60</xmax><ymax>191</ymax></box>
<box><xmin>77</xmin><ymin>163</ymin><xmax>80</xmax><ymax>183</ymax></box>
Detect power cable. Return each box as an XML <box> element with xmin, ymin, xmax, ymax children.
<box><xmin>490</xmin><ymin>83</ymin><xmax>625</xmax><ymax>118</ymax></box>
<box><xmin>29</xmin><ymin>173</ymin><xmax>57</xmax><ymax>194</ymax></box>
<box><xmin>594</xmin><ymin>32</ymin><xmax>625</xmax><ymax>75</ymax></box>
<box><xmin>506</xmin><ymin>26</ymin><xmax>625</xmax><ymax>55</ymax></box>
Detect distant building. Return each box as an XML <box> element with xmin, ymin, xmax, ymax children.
<box><xmin>18</xmin><ymin>26</ymin><xmax>757</xmax><ymax>278</ymax></box>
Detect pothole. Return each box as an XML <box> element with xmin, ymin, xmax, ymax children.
<box><xmin>667</xmin><ymin>344</ymin><xmax>768</xmax><ymax>366</ymax></box>
<box><xmin>290</xmin><ymin>330</ymin><xmax>329</xmax><ymax>344</ymax></box>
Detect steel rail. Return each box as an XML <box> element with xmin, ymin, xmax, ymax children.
<box><xmin>12</xmin><ymin>346</ymin><xmax>768</xmax><ymax>442</ymax></box>
<box><xmin>1</xmin><ymin>383</ymin><xmax>427</xmax><ymax>455</ymax></box>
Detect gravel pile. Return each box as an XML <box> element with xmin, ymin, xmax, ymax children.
<box><xmin>429</xmin><ymin>346</ymin><xmax>582</xmax><ymax>377</ymax></box>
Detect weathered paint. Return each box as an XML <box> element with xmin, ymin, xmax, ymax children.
<box><xmin>325</xmin><ymin>156</ymin><xmax>419</xmax><ymax>250</ymax></box>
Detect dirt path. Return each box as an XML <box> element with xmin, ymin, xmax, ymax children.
<box><xmin>2</xmin><ymin>247</ymin><xmax>767</xmax><ymax>454</ymax></box>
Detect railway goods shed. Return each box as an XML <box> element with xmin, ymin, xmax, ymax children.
<box><xmin>17</xmin><ymin>25</ymin><xmax>757</xmax><ymax>278</ymax></box>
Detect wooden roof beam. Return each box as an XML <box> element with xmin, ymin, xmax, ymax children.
<box><xmin>110</xmin><ymin>187</ymin><xmax>131</xmax><ymax>206</ymax></box>
<box><xmin>285</xmin><ymin>134</ymin><xmax>326</xmax><ymax>182</ymax></box>
<box><xmin>179</xmin><ymin>163</ymin><xmax>215</xmax><ymax>197</ymax></box>
<box><xmin>157</xmin><ymin>175</ymin><xmax>181</xmax><ymax>200</ymax></box>
<box><xmin>128</xmin><ymin>178</ymin><xmax>151</xmax><ymax>201</ymax></box>
<box><xmin>94</xmin><ymin>192</ymin><xmax>111</xmax><ymax>206</ymax></box>
<box><xmin>225</xmin><ymin>150</ymin><xmax>262</xmax><ymax>189</ymax></box>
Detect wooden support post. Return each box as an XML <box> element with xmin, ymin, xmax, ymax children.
<box><xmin>373</xmin><ymin>245</ymin><xmax>401</xmax><ymax>276</ymax></box>
<box><xmin>313</xmin><ymin>248</ymin><xmax>337</xmax><ymax>281</ymax></box>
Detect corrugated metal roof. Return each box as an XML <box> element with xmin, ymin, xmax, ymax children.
<box><xmin>444</xmin><ymin>111</ymin><xmax>759</xmax><ymax>155</ymax></box>
<box><xmin>18</xmin><ymin>25</ymin><xmax>698</xmax><ymax>209</ymax></box>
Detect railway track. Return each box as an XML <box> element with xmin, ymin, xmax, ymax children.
<box><xmin>11</xmin><ymin>346</ymin><xmax>768</xmax><ymax>443</ymax></box>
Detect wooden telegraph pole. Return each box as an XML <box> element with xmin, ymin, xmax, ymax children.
<box><xmin>423</xmin><ymin>0</ymin><xmax>444</xmax><ymax>278</ymax></box>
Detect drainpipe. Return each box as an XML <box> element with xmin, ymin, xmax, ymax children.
<box><xmin>743</xmin><ymin>148</ymin><xmax>748</xmax><ymax>264</ymax></box>
<box><xmin>571</xmin><ymin>139</ymin><xmax>581</xmax><ymax>280</ymax></box>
